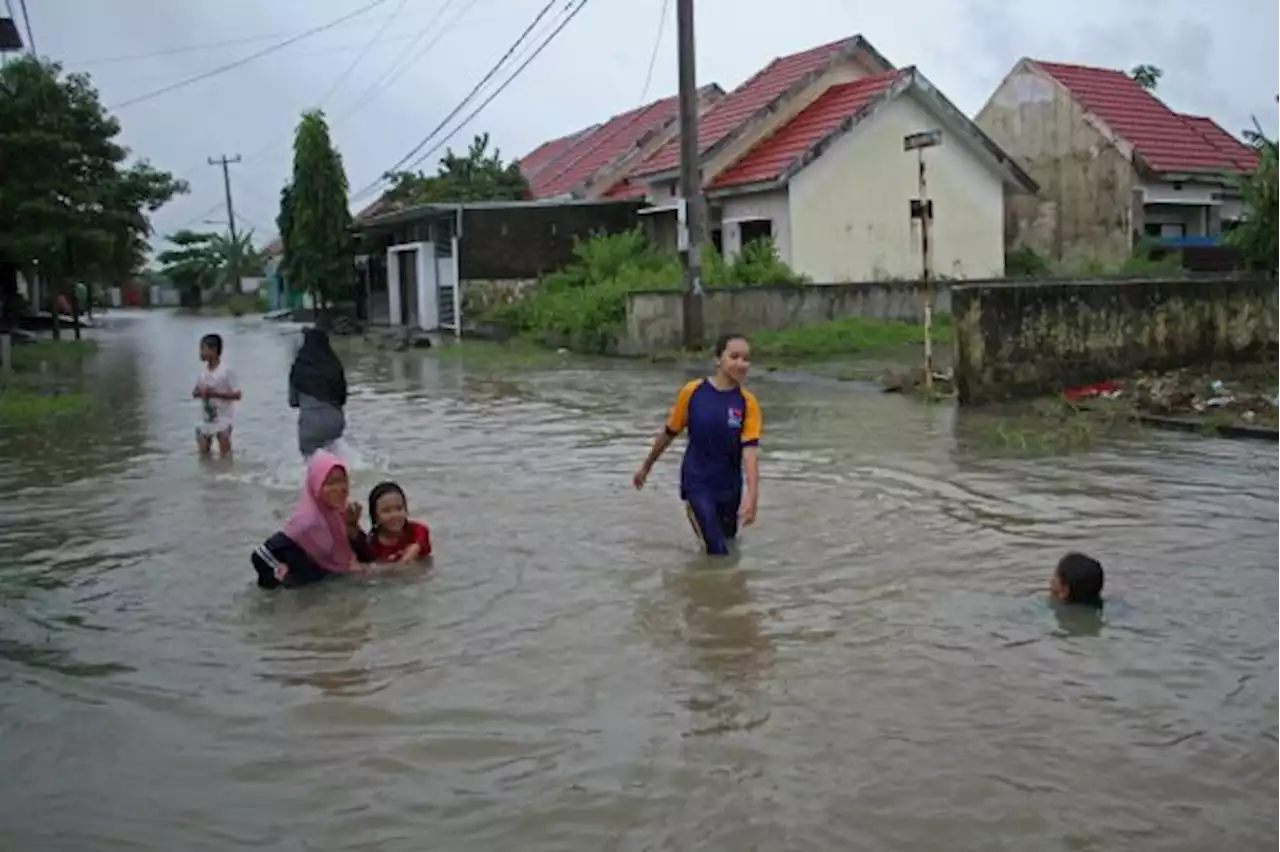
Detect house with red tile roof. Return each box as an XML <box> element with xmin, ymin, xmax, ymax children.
<box><xmin>975</xmin><ymin>58</ymin><xmax>1259</xmax><ymax>266</ymax></box>
<box><xmin>515</xmin><ymin>35</ymin><xmax>1037</xmax><ymax>281</ymax></box>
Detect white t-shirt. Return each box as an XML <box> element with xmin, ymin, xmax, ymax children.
<box><xmin>196</xmin><ymin>362</ymin><xmax>238</xmax><ymax>430</ymax></box>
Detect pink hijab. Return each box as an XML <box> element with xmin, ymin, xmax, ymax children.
<box><xmin>282</xmin><ymin>449</ymin><xmax>356</xmax><ymax>575</ymax></box>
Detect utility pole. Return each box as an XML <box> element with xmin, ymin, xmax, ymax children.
<box><xmin>208</xmin><ymin>154</ymin><xmax>243</xmax><ymax>295</ymax></box>
<box><xmin>904</xmin><ymin>129</ymin><xmax>942</xmax><ymax>391</ymax></box>
<box><xmin>675</xmin><ymin>0</ymin><xmax>704</xmax><ymax>350</ymax></box>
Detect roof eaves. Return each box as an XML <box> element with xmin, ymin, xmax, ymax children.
<box><xmin>705</xmin><ymin>177</ymin><xmax>786</xmax><ymax>199</ymax></box>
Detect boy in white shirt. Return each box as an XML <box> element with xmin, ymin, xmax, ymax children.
<box><xmin>193</xmin><ymin>333</ymin><xmax>242</xmax><ymax>456</ymax></box>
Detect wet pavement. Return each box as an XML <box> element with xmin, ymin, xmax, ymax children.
<box><xmin>0</xmin><ymin>311</ymin><xmax>1275</xmax><ymax>851</ymax></box>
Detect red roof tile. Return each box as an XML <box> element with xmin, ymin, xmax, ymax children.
<box><xmin>518</xmin><ymin>130</ymin><xmax>595</xmax><ymax>183</ymax></box>
<box><xmin>632</xmin><ymin>37</ymin><xmax>856</xmax><ymax>178</ymax></box>
<box><xmin>707</xmin><ymin>71</ymin><xmax>903</xmax><ymax>190</ymax></box>
<box><xmin>533</xmin><ymin>96</ymin><xmax>681</xmax><ymax>198</ymax></box>
<box><xmin>602</xmin><ymin>179</ymin><xmax>647</xmax><ymax>200</ymax></box>
<box><xmin>1032</xmin><ymin>61</ymin><xmax>1254</xmax><ymax>174</ymax></box>
<box><xmin>1179</xmin><ymin>114</ymin><xmax>1260</xmax><ymax>172</ymax></box>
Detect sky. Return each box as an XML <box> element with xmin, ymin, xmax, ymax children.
<box><xmin>12</xmin><ymin>0</ymin><xmax>1280</xmax><ymax>250</ymax></box>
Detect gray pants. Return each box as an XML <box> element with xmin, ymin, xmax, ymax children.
<box><xmin>297</xmin><ymin>395</ymin><xmax>346</xmax><ymax>457</ymax></box>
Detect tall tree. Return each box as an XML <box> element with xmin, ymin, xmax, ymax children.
<box><xmin>279</xmin><ymin>110</ymin><xmax>353</xmax><ymax>315</ymax></box>
<box><xmin>381</xmin><ymin>132</ymin><xmax>529</xmax><ymax>206</ymax></box>
<box><xmin>1129</xmin><ymin>64</ymin><xmax>1162</xmax><ymax>91</ymax></box>
<box><xmin>0</xmin><ymin>56</ymin><xmax>186</xmax><ymax>334</ymax></box>
<box><xmin>1225</xmin><ymin>119</ymin><xmax>1278</xmax><ymax>272</ymax></box>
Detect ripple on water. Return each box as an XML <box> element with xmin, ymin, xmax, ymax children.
<box><xmin>0</xmin><ymin>314</ymin><xmax>1275</xmax><ymax>851</ymax></box>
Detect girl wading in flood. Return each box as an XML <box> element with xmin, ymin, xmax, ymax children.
<box><xmin>633</xmin><ymin>333</ymin><xmax>762</xmax><ymax>556</ymax></box>
<box><xmin>289</xmin><ymin>327</ymin><xmax>348</xmax><ymax>458</ymax></box>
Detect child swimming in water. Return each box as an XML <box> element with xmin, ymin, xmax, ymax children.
<box><xmin>1050</xmin><ymin>552</ymin><xmax>1105</xmax><ymax>607</ymax></box>
<box><xmin>251</xmin><ymin>450</ymin><xmax>373</xmax><ymax>589</ymax></box>
<box><xmin>365</xmin><ymin>481</ymin><xmax>432</xmax><ymax>562</ymax></box>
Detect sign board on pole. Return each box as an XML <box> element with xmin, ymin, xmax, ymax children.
<box><xmin>903</xmin><ymin>130</ymin><xmax>943</xmax><ymax>151</ymax></box>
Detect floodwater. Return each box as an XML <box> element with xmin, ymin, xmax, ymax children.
<box><xmin>0</xmin><ymin>311</ymin><xmax>1275</xmax><ymax>852</ymax></box>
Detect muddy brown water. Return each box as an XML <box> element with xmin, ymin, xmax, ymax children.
<box><xmin>0</xmin><ymin>311</ymin><xmax>1275</xmax><ymax>852</ymax></box>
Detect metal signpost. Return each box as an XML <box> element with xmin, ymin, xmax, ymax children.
<box><xmin>904</xmin><ymin>129</ymin><xmax>942</xmax><ymax>391</ymax></box>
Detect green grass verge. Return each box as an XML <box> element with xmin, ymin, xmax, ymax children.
<box><xmin>0</xmin><ymin>386</ymin><xmax>92</xmax><ymax>424</ymax></box>
<box><xmin>749</xmin><ymin>314</ymin><xmax>953</xmax><ymax>359</ymax></box>
<box><xmin>7</xmin><ymin>339</ymin><xmax>99</xmax><ymax>372</ymax></box>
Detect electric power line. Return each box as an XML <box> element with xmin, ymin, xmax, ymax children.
<box><xmin>17</xmin><ymin>0</ymin><xmax>34</xmax><ymax>55</ymax></box>
<box><xmin>638</xmin><ymin>0</ymin><xmax>671</xmax><ymax>105</ymax></box>
<box><xmin>329</xmin><ymin>0</ymin><xmax>472</xmax><ymax>123</ymax></box>
<box><xmin>364</xmin><ymin>0</ymin><xmax>558</xmax><ymax>178</ymax></box>
<box><xmin>106</xmin><ymin>0</ymin><xmax>392</xmax><ymax>111</ymax></box>
<box><xmin>398</xmin><ymin>0</ymin><xmax>589</xmax><ymax>176</ymax></box>
<box><xmin>70</xmin><ymin>14</ymin><xmax>401</xmax><ymax>67</ymax></box>
<box><xmin>350</xmin><ymin>0</ymin><xmax>585</xmax><ymax>201</ymax></box>
<box><xmin>315</xmin><ymin>0</ymin><xmax>412</xmax><ymax>105</ymax></box>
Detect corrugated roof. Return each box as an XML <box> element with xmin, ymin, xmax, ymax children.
<box><xmin>708</xmin><ymin>71</ymin><xmax>903</xmax><ymax>189</ymax></box>
<box><xmin>533</xmin><ymin>96</ymin><xmax>681</xmax><ymax>198</ymax></box>
<box><xmin>1032</xmin><ymin>61</ymin><xmax>1255</xmax><ymax>174</ymax></box>
<box><xmin>631</xmin><ymin>37</ymin><xmax>856</xmax><ymax>178</ymax></box>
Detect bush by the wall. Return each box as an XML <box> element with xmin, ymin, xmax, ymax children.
<box><xmin>485</xmin><ymin>229</ymin><xmax>807</xmax><ymax>353</ymax></box>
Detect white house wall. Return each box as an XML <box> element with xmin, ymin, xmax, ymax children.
<box><xmin>721</xmin><ymin>190</ymin><xmax>792</xmax><ymax>263</ymax></box>
<box><xmin>787</xmin><ymin>95</ymin><xmax>1006</xmax><ymax>282</ymax></box>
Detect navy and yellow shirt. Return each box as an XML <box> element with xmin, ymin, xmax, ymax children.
<box><xmin>665</xmin><ymin>378</ymin><xmax>762</xmax><ymax>499</ymax></box>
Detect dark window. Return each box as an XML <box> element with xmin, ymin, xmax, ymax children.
<box><xmin>711</xmin><ymin>228</ymin><xmax>724</xmax><ymax>254</ymax></box>
<box><xmin>739</xmin><ymin>219</ymin><xmax>773</xmax><ymax>247</ymax></box>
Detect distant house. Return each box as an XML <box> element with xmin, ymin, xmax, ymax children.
<box><xmin>975</xmin><ymin>59</ymin><xmax>1259</xmax><ymax>266</ymax></box>
<box><xmin>518</xmin><ymin>36</ymin><xmax>1036</xmax><ymax>282</ymax></box>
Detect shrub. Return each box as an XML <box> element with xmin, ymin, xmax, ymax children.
<box><xmin>486</xmin><ymin>229</ymin><xmax>807</xmax><ymax>353</ymax></box>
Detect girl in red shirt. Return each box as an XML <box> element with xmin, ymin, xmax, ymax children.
<box><xmin>366</xmin><ymin>481</ymin><xmax>432</xmax><ymax>563</ymax></box>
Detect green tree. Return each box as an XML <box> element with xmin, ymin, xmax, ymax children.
<box><xmin>278</xmin><ymin>110</ymin><xmax>353</xmax><ymax>315</ymax></box>
<box><xmin>381</xmin><ymin>132</ymin><xmax>529</xmax><ymax>206</ymax></box>
<box><xmin>156</xmin><ymin>229</ymin><xmax>268</xmax><ymax>303</ymax></box>
<box><xmin>1225</xmin><ymin>119</ymin><xmax>1278</xmax><ymax>272</ymax></box>
<box><xmin>1129</xmin><ymin>64</ymin><xmax>1162</xmax><ymax>91</ymax></box>
<box><xmin>0</xmin><ymin>56</ymin><xmax>186</xmax><ymax>335</ymax></box>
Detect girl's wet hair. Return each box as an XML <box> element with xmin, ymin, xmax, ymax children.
<box><xmin>200</xmin><ymin>333</ymin><xmax>223</xmax><ymax>354</ymax></box>
<box><xmin>367</xmin><ymin>481</ymin><xmax>407</xmax><ymax>527</ymax></box>
<box><xmin>1056</xmin><ymin>552</ymin><xmax>1105</xmax><ymax>606</ymax></box>
<box><xmin>713</xmin><ymin>333</ymin><xmax>748</xmax><ymax>357</ymax></box>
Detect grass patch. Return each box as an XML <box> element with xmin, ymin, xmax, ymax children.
<box><xmin>6</xmin><ymin>339</ymin><xmax>99</xmax><ymax>372</ymax></box>
<box><xmin>0</xmin><ymin>385</ymin><xmax>92</xmax><ymax>424</ymax></box>
<box><xmin>965</xmin><ymin>398</ymin><xmax>1141</xmax><ymax>457</ymax></box>
<box><xmin>750</xmin><ymin>314</ymin><xmax>953</xmax><ymax>359</ymax></box>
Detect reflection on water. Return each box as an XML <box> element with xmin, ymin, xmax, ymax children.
<box><xmin>0</xmin><ymin>311</ymin><xmax>1275</xmax><ymax>851</ymax></box>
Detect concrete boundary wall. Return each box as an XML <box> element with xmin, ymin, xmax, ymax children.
<box><xmin>951</xmin><ymin>276</ymin><xmax>1279</xmax><ymax>405</ymax></box>
<box><xmin>622</xmin><ymin>281</ymin><xmax>951</xmax><ymax>354</ymax></box>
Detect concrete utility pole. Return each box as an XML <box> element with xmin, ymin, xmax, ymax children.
<box><xmin>904</xmin><ymin>129</ymin><xmax>942</xmax><ymax>391</ymax></box>
<box><xmin>675</xmin><ymin>0</ymin><xmax>704</xmax><ymax>350</ymax></box>
<box><xmin>208</xmin><ymin>154</ymin><xmax>243</xmax><ymax>294</ymax></box>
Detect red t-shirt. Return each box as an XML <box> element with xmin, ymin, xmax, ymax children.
<box><xmin>368</xmin><ymin>521</ymin><xmax>432</xmax><ymax>562</ymax></box>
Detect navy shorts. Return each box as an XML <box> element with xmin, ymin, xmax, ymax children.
<box><xmin>684</xmin><ymin>491</ymin><xmax>740</xmax><ymax>556</ymax></box>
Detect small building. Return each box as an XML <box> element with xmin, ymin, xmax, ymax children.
<box><xmin>355</xmin><ymin>199</ymin><xmax>643</xmax><ymax>332</ymax></box>
<box><xmin>975</xmin><ymin>59</ymin><xmax>1260</xmax><ymax>266</ymax></box>
<box><xmin>518</xmin><ymin>35</ymin><xmax>1036</xmax><ymax>282</ymax></box>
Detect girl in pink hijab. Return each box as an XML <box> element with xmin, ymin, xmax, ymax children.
<box><xmin>251</xmin><ymin>450</ymin><xmax>372</xmax><ymax>588</ymax></box>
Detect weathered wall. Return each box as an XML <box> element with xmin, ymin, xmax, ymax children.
<box><xmin>952</xmin><ymin>276</ymin><xmax>1279</xmax><ymax>404</ymax></box>
<box><xmin>721</xmin><ymin>190</ymin><xmax>792</xmax><ymax>264</ymax></box>
<box><xmin>460</xmin><ymin>277</ymin><xmax>537</xmax><ymax>321</ymax></box>
<box><xmin>975</xmin><ymin>65</ymin><xmax>1136</xmax><ymax>267</ymax></box>
<box><xmin>788</xmin><ymin>94</ymin><xmax>1007</xmax><ymax>282</ymax></box>
<box><xmin>622</xmin><ymin>281</ymin><xmax>950</xmax><ymax>354</ymax></box>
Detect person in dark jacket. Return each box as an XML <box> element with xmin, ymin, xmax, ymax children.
<box><xmin>289</xmin><ymin>327</ymin><xmax>348</xmax><ymax>458</ymax></box>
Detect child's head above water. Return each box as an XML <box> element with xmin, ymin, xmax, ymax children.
<box><xmin>1051</xmin><ymin>552</ymin><xmax>1105</xmax><ymax>606</ymax></box>
<box><xmin>368</xmin><ymin>481</ymin><xmax>409</xmax><ymax>534</ymax></box>
<box><xmin>199</xmin><ymin>333</ymin><xmax>223</xmax><ymax>365</ymax></box>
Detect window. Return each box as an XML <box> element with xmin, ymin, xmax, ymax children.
<box><xmin>739</xmin><ymin>219</ymin><xmax>773</xmax><ymax>247</ymax></box>
<box><xmin>711</xmin><ymin>228</ymin><xmax>724</xmax><ymax>255</ymax></box>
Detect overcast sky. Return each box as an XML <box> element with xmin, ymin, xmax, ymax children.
<box><xmin>16</xmin><ymin>0</ymin><xmax>1280</xmax><ymax>249</ymax></box>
